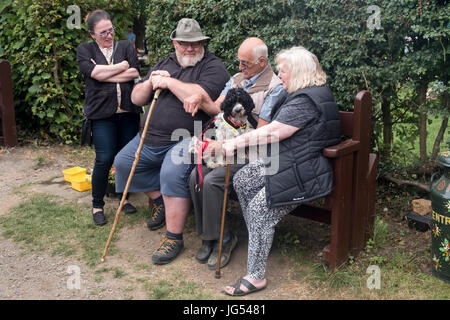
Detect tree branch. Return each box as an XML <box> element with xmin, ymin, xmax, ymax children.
<box><xmin>431</xmin><ymin>116</ymin><xmax>448</xmax><ymax>161</ymax></box>
<box><xmin>383</xmin><ymin>173</ymin><xmax>430</xmax><ymax>192</ymax></box>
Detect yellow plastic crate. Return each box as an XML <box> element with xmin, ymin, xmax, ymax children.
<box><xmin>71</xmin><ymin>174</ymin><xmax>92</xmax><ymax>192</ymax></box>
<box><xmin>63</xmin><ymin>167</ymin><xmax>87</xmax><ymax>182</ymax></box>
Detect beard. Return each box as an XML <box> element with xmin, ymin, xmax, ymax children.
<box><xmin>176</xmin><ymin>47</ymin><xmax>204</xmax><ymax>67</ymax></box>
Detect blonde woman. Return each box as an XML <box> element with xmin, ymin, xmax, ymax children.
<box><xmin>221</xmin><ymin>46</ymin><xmax>341</xmax><ymax>296</ymax></box>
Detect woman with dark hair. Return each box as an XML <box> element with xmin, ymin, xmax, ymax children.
<box><xmin>221</xmin><ymin>46</ymin><xmax>341</xmax><ymax>296</ymax></box>
<box><xmin>77</xmin><ymin>10</ymin><xmax>141</xmax><ymax>225</ymax></box>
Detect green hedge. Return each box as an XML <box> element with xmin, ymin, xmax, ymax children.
<box><xmin>0</xmin><ymin>0</ymin><xmax>132</xmax><ymax>143</ymax></box>
<box><xmin>146</xmin><ymin>0</ymin><xmax>448</xmax><ymax>108</ymax></box>
<box><xmin>1</xmin><ymin>0</ymin><xmax>448</xmax><ymax>152</ymax></box>
<box><xmin>145</xmin><ymin>0</ymin><xmax>449</xmax><ymax>164</ymax></box>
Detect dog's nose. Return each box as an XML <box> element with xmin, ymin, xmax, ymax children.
<box><xmin>233</xmin><ymin>105</ymin><xmax>243</xmax><ymax>113</ymax></box>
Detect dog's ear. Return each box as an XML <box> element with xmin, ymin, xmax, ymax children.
<box><xmin>220</xmin><ymin>96</ymin><xmax>231</xmax><ymax>112</ymax></box>
<box><xmin>221</xmin><ymin>88</ymin><xmax>237</xmax><ymax>112</ymax></box>
<box><xmin>239</xmin><ymin>89</ymin><xmax>255</xmax><ymax>114</ymax></box>
<box><xmin>219</xmin><ymin>97</ymin><xmax>228</xmax><ymax>111</ymax></box>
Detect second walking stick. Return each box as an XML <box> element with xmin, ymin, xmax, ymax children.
<box><xmin>215</xmin><ymin>163</ymin><xmax>231</xmax><ymax>278</ymax></box>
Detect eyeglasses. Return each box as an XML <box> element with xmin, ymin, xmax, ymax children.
<box><xmin>177</xmin><ymin>41</ymin><xmax>204</xmax><ymax>49</ymax></box>
<box><xmin>93</xmin><ymin>26</ymin><xmax>116</xmax><ymax>38</ymax></box>
<box><xmin>237</xmin><ymin>57</ymin><xmax>261</xmax><ymax>68</ymax></box>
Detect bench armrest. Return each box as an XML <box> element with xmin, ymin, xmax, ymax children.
<box><xmin>323</xmin><ymin>139</ymin><xmax>360</xmax><ymax>158</ymax></box>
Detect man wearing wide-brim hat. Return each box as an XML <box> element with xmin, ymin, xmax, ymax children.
<box><xmin>114</xmin><ymin>18</ymin><xmax>229</xmax><ymax>265</ymax></box>
<box><xmin>170</xmin><ymin>18</ymin><xmax>210</xmax><ymax>42</ymax></box>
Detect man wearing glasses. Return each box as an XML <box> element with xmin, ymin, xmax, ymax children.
<box><xmin>114</xmin><ymin>18</ymin><xmax>229</xmax><ymax>265</ymax></box>
<box><xmin>184</xmin><ymin>37</ymin><xmax>285</xmax><ymax>271</ymax></box>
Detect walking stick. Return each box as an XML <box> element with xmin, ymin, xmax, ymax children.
<box><xmin>215</xmin><ymin>163</ymin><xmax>231</xmax><ymax>279</ymax></box>
<box><xmin>101</xmin><ymin>89</ymin><xmax>161</xmax><ymax>262</ymax></box>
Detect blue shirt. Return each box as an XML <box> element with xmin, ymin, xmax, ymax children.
<box><xmin>220</xmin><ymin>68</ymin><xmax>285</xmax><ymax>122</ymax></box>
<box><xmin>127</xmin><ymin>32</ymin><xmax>136</xmax><ymax>42</ymax></box>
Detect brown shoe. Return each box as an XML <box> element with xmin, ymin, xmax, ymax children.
<box><xmin>207</xmin><ymin>233</ymin><xmax>238</xmax><ymax>270</ymax></box>
<box><xmin>147</xmin><ymin>202</ymin><xmax>165</xmax><ymax>230</ymax></box>
<box><xmin>152</xmin><ymin>236</ymin><xmax>184</xmax><ymax>265</ymax></box>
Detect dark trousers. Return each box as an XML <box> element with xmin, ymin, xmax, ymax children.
<box><xmin>91</xmin><ymin>112</ymin><xmax>140</xmax><ymax>209</ymax></box>
<box><xmin>189</xmin><ymin>164</ymin><xmax>245</xmax><ymax>241</ymax></box>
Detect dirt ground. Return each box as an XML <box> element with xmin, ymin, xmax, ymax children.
<box><xmin>0</xmin><ymin>144</ymin><xmax>329</xmax><ymax>300</ymax></box>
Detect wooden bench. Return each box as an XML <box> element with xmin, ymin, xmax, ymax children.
<box><xmin>0</xmin><ymin>60</ymin><xmax>18</xmax><ymax>147</ymax></box>
<box><xmin>290</xmin><ymin>90</ymin><xmax>377</xmax><ymax>269</ymax></box>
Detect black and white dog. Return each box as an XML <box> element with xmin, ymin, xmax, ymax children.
<box><xmin>189</xmin><ymin>88</ymin><xmax>256</xmax><ymax>169</ymax></box>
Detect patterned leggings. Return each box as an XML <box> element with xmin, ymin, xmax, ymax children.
<box><xmin>233</xmin><ymin>159</ymin><xmax>298</xmax><ymax>279</ymax></box>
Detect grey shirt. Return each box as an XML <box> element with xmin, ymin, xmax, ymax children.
<box><xmin>274</xmin><ymin>95</ymin><xmax>319</xmax><ymax>129</ymax></box>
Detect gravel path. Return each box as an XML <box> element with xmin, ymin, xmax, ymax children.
<box><xmin>0</xmin><ymin>145</ymin><xmax>316</xmax><ymax>301</ymax></box>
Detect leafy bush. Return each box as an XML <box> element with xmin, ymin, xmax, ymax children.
<box><xmin>146</xmin><ymin>0</ymin><xmax>447</xmax><ymax>108</ymax></box>
<box><xmin>1</xmin><ymin>0</ymin><xmax>448</xmax><ymax>167</ymax></box>
<box><xmin>0</xmin><ymin>0</ymin><xmax>131</xmax><ymax>143</ymax></box>
<box><xmin>145</xmin><ymin>0</ymin><xmax>448</xmax><ymax>179</ymax></box>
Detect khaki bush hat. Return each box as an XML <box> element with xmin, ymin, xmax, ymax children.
<box><xmin>170</xmin><ymin>18</ymin><xmax>210</xmax><ymax>42</ymax></box>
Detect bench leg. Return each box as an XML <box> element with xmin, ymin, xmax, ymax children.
<box><xmin>323</xmin><ymin>154</ymin><xmax>353</xmax><ymax>269</ymax></box>
<box><xmin>364</xmin><ymin>154</ymin><xmax>377</xmax><ymax>244</ymax></box>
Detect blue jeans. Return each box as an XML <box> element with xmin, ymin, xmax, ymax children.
<box><xmin>91</xmin><ymin>112</ymin><xmax>140</xmax><ymax>209</ymax></box>
<box><xmin>114</xmin><ymin>136</ymin><xmax>194</xmax><ymax>198</ymax></box>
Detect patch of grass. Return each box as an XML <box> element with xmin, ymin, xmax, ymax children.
<box><xmin>390</xmin><ymin>115</ymin><xmax>450</xmax><ymax>167</ymax></box>
<box><xmin>12</xmin><ymin>182</ymin><xmax>35</xmax><ymax>195</ymax></box>
<box><xmin>366</xmin><ymin>248</ymin><xmax>450</xmax><ymax>299</ymax></box>
<box><xmin>34</xmin><ymin>155</ymin><xmax>53</xmax><ymax>169</ymax></box>
<box><xmin>0</xmin><ymin>192</ymin><xmax>152</xmax><ymax>267</ymax></box>
<box><xmin>302</xmin><ymin>237</ymin><xmax>450</xmax><ymax>299</ymax></box>
<box><xmin>134</xmin><ymin>263</ymin><xmax>152</xmax><ymax>272</ymax></box>
<box><xmin>35</xmin><ymin>155</ymin><xmax>45</xmax><ymax>168</ymax></box>
<box><xmin>113</xmin><ymin>268</ymin><xmax>126</xmax><ymax>278</ymax></box>
<box><xmin>413</xmin><ymin>115</ymin><xmax>450</xmax><ymax>158</ymax></box>
<box><xmin>120</xmin><ymin>207</ymin><xmax>151</xmax><ymax>225</ymax></box>
<box><xmin>145</xmin><ymin>279</ymin><xmax>217</xmax><ymax>300</ymax></box>
<box><xmin>284</xmin><ymin>207</ymin><xmax>450</xmax><ymax>299</ymax></box>
<box><xmin>125</xmin><ymin>284</ymin><xmax>136</xmax><ymax>291</ymax></box>
<box><xmin>308</xmin><ymin>263</ymin><xmax>361</xmax><ymax>291</ymax></box>
<box><xmin>372</xmin><ymin>217</ymin><xmax>391</xmax><ymax>248</ymax></box>
<box><xmin>95</xmin><ymin>266</ymin><xmax>114</xmax><ymax>274</ymax></box>
<box><xmin>148</xmin><ymin>280</ymin><xmax>172</xmax><ymax>300</ymax></box>
<box><xmin>0</xmin><ymin>194</ymin><xmax>120</xmax><ymax>266</ymax></box>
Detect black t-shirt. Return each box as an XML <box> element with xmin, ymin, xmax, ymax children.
<box><xmin>140</xmin><ymin>51</ymin><xmax>229</xmax><ymax>146</ymax></box>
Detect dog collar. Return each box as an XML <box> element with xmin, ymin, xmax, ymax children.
<box><xmin>223</xmin><ymin>114</ymin><xmax>247</xmax><ymax>133</ymax></box>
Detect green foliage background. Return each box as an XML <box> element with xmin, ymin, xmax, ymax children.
<box><xmin>0</xmin><ymin>0</ymin><xmax>448</xmax><ymax>171</ymax></box>
<box><xmin>0</xmin><ymin>0</ymin><xmax>132</xmax><ymax>143</ymax></box>
<box><xmin>146</xmin><ymin>1</ymin><xmax>448</xmax><ymax>105</ymax></box>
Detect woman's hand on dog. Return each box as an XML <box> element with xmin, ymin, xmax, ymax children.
<box><xmin>201</xmin><ymin>138</ymin><xmax>224</xmax><ymax>158</ymax></box>
<box><xmin>201</xmin><ymin>138</ymin><xmax>237</xmax><ymax>159</ymax></box>
<box><xmin>183</xmin><ymin>93</ymin><xmax>202</xmax><ymax>117</ymax></box>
